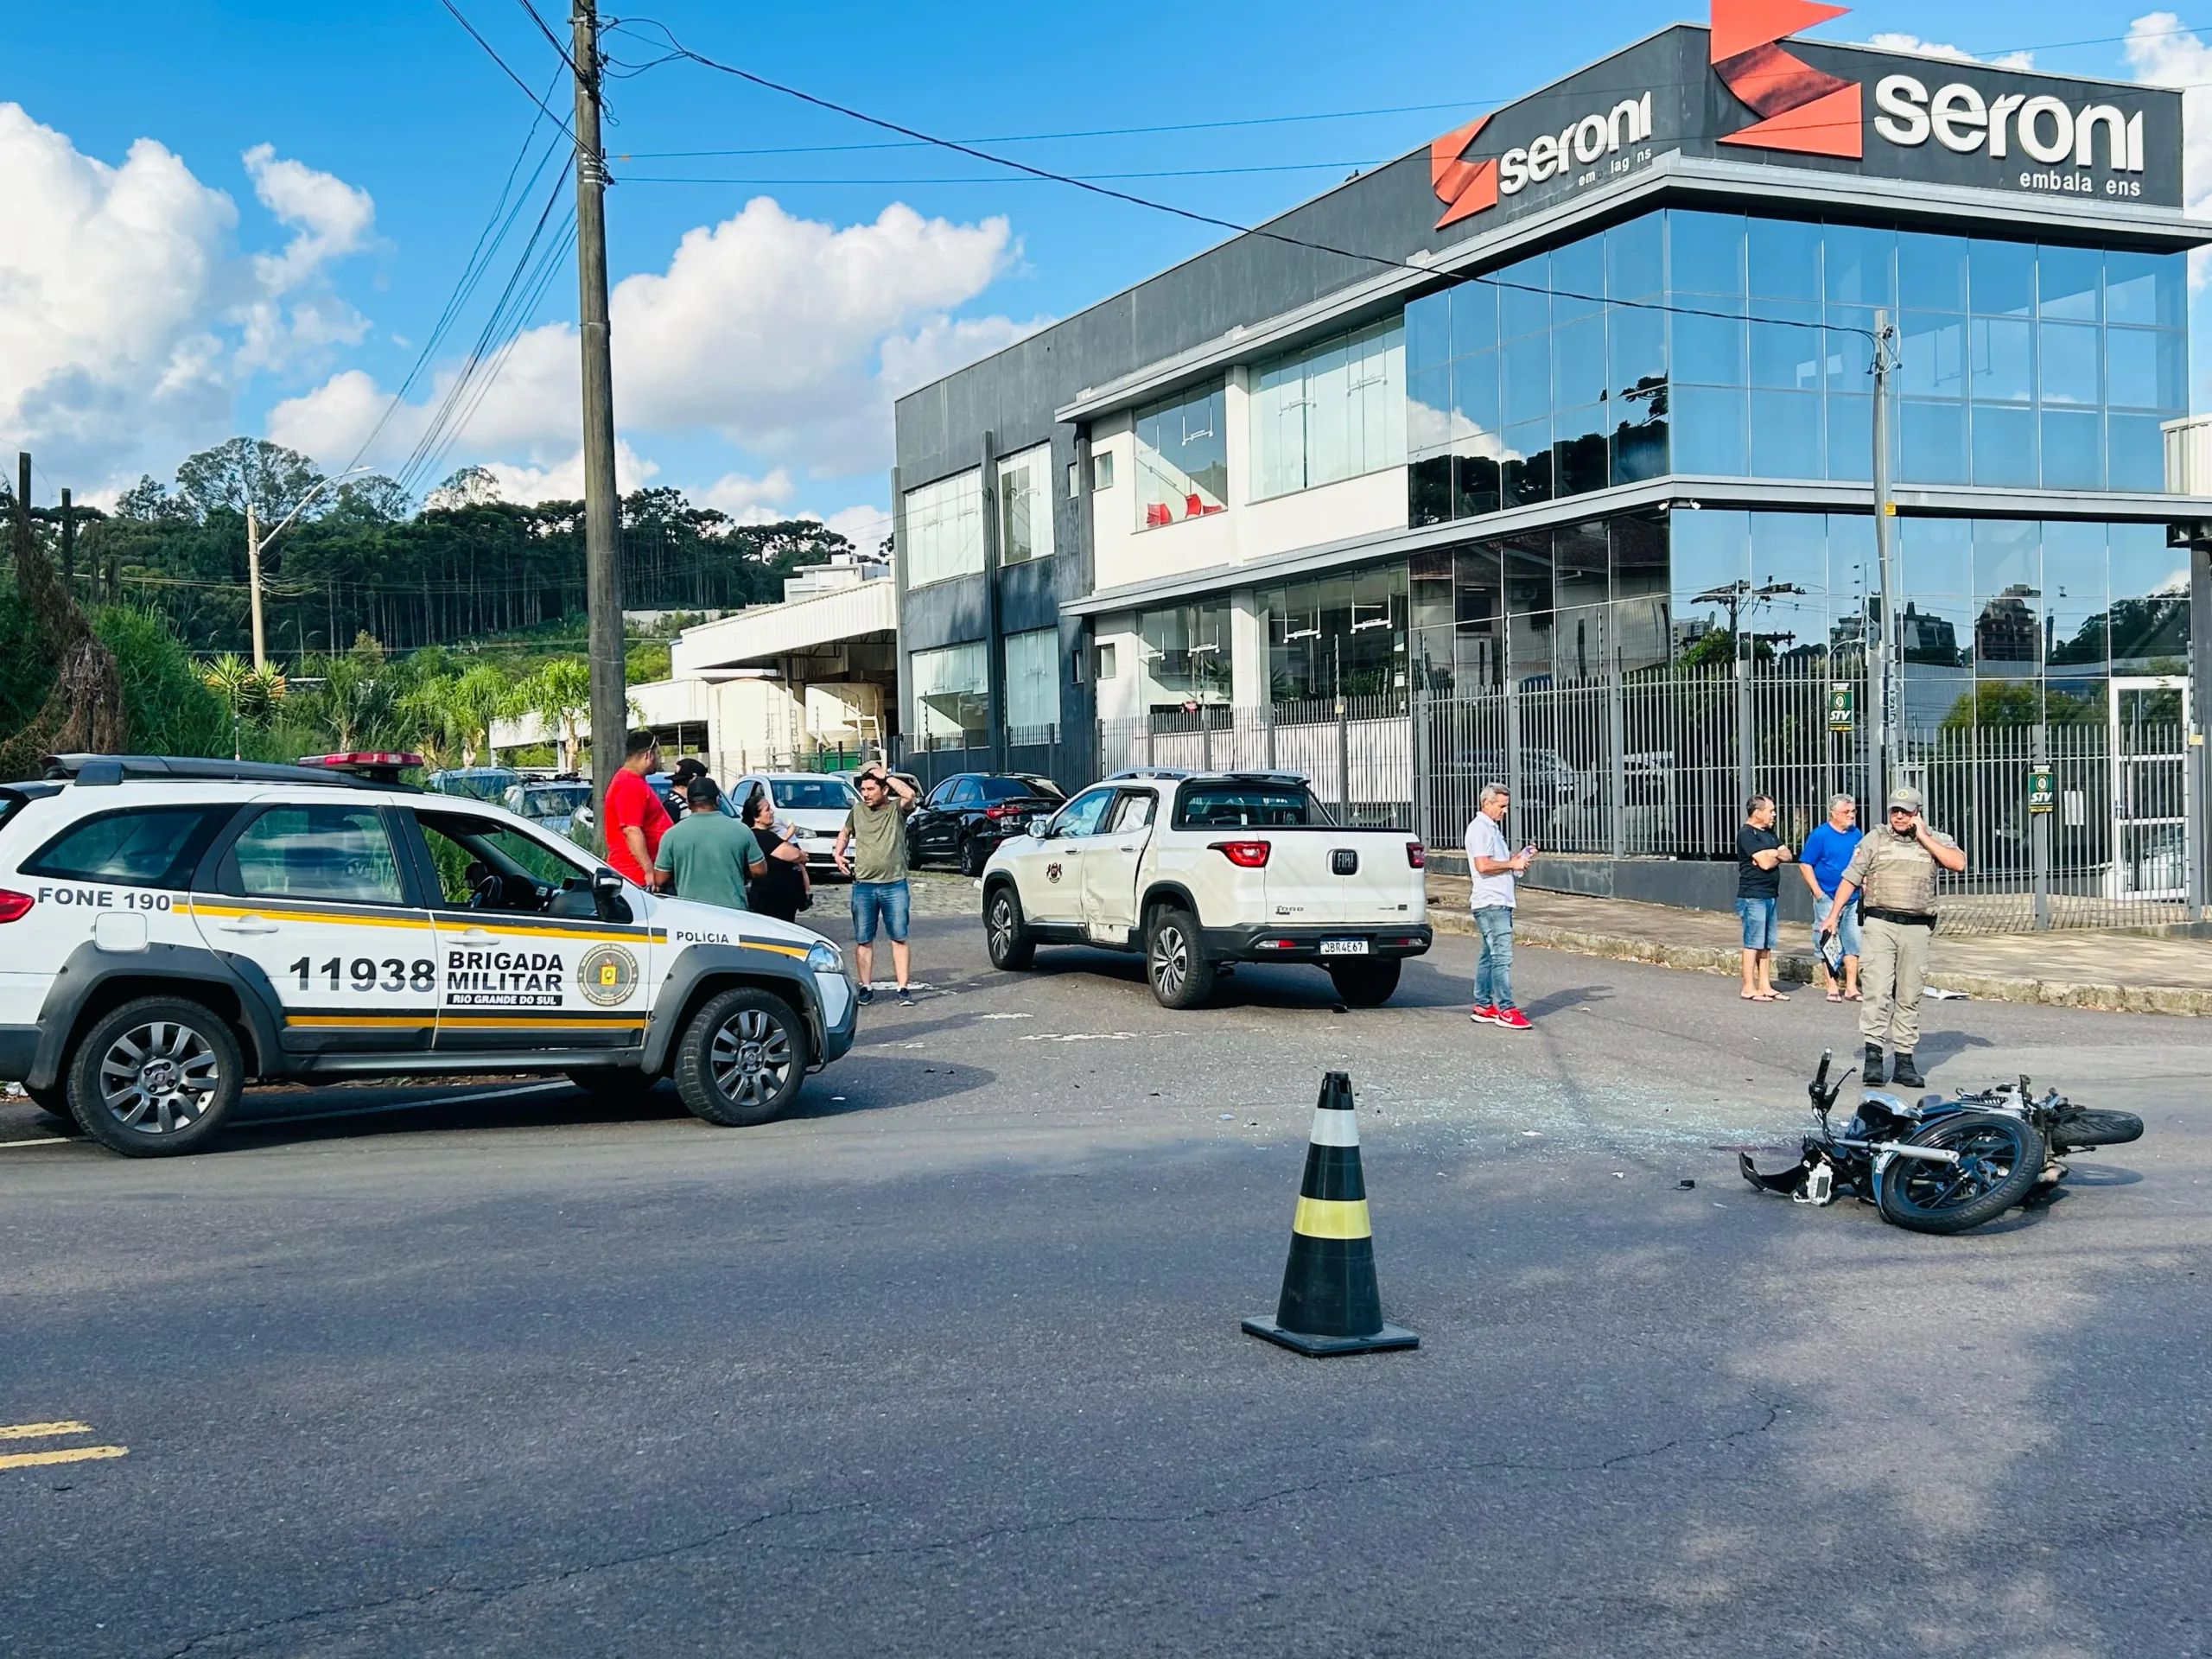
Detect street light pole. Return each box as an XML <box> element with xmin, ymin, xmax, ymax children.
<box><xmin>246</xmin><ymin>501</ymin><xmax>266</xmax><ymax>672</ymax></box>
<box><xmin>570</xmin><ymin>0</ymin><xmax>626</xmax><ymax>815</ymax></box>
<box><xmin>1870</xmin><ymin>308</ymin><xmax>1899</xmax><ymax>806</ymax></box>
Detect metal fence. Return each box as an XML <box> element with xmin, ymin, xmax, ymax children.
<box><xmin>1097</xmin><ymin>658</ymin><xmax>2202</xmax><ymax>935</ymax></box>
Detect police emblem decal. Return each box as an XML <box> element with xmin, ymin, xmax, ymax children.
<box><xmin>1046</xmin><ymin>861</ymin><xmax>1063</xmax><ymax>883</ymax></box>
<box><xmin>575</xmin><ymin>944</ymin><xmax>639</xmax><ymax>1007</ymax></box>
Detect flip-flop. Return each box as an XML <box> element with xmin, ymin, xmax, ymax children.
<box><xmin>1826</xmin><ymin>990</ymin><xmax>1843</xmax><ymax>1003</ymax></box>
<box><xmin>1768</xmin><ymin>992</ymin><xmax>1790</xmax><ymax>1001</ymax></box>
<box><xmin>1844</xmin><ymin>991</ymin><xmax>1863</xmax><ymax>1001</ymax></box>
<box><xmin>1740</xmin><ymin>992</ymin><xmax>1766</xmax><ymax>1001</ymax></box>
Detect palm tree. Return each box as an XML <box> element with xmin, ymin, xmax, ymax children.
<box><xmin>450</xmin><ymin>664</ymin><xmax>517</xmax><ymax>766</ymax></box>
<box><xmin>199</xmin><ymin>652</ymin><xmax>287</xmax><ymax>760</ymax></box>
<box><xmin>523</xmin><ymin>658</ymin><xmax>591</xmax><ymax>772</ymax></box>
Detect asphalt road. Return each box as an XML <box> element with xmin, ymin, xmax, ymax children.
<box><xmin>3</xmin><ymin>912</ymin><xmax>2208</xmax><ymax>1657</ymax></box>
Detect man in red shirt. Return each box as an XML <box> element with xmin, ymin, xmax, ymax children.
<box><xmin>601</xmin><ymin>729</ymin><xmax>670</xmax><ymax>885</ymax></box>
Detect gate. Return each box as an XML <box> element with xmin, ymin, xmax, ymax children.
<box><xmin>2107</xmin><ymin>677</ymin><xmax>2191</xmax><ymax>902</ymax></box>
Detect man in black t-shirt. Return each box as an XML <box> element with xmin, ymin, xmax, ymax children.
<box><xmin>1735</xmin><ymin>795</ymin><xmax>1794</xmax><ymax>1002</ymax></box>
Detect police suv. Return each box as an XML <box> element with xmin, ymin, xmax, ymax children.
<box><xmin>0</xmin><ymin>755</ymin><xmax>856</xmax><ymax>1156</ymax></box>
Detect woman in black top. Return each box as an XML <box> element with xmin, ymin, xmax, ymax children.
<box><xmin>741</xmin><ymin>787</ymin><xmax>810</xmax><ymax>922</ymax></box>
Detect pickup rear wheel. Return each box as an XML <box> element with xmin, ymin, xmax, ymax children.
<box><xmin>1146</xmin><ymin>906</ymin><xmax>1215</xmax><ymax>1009</ymax></box>
<box><xmin>1327</xmin><ymin>960</ymin><xmax>1402</xmax><ymax>1007</ymax></box>
<box><xmin>985</xmin><ymin>885</ymin><xmax>1035</xmax><ymax>970</ymax></box>
<box><xmin>673</xmin><ymin>987</ymin><xmax>810</xmax><ymax>1128</ymax></box>
<box><xmin>67</xmin><ymin>996</ymin><xmax>243</xmax><ymax>1158</ymax></box>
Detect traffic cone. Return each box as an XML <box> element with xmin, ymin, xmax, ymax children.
<box><xmin>1242</xmin><ymin>1071</ymin><xmax>1418</xmax><ymax>1357</ymax></box>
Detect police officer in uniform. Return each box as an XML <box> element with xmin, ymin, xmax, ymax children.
<box><xmin>1818</xmin><ymin>785</ymin><xmax>1967</xmax><ymax>1090</ymax></box>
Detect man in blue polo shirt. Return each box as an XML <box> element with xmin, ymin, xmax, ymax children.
<box><xmin>1798</xmin><ymin>793</ymin><xmax>1864</xmax><ymax>1003</ymax></box>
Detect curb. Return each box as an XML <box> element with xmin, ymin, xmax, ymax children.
<box><xmin>1428</xmin><ymin>908</ymin><xmax>2212</xmax><ymax>1018</ymax></box>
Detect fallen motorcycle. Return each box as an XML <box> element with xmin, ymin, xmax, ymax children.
<box><xmin>1739</xmin><ymin>1052</ymin><xmax>2145</xmax><ymax>1235</ymax></box>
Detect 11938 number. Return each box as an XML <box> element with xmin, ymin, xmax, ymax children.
<box><xmin>289</xmin><ymin>957</ymin><xmax>436</xmax><ymax>993</ymax></box>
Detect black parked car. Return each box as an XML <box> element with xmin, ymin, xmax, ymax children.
<box><xmin>907</xmin><ymin>772</ymin><xmax>1066</xmax><ymax>874</ymax></box>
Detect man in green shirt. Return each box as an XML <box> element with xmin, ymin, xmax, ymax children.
<box><xmin>832</xmin><ymin>761</ymin><xmax>917</xmax><ymax>1004</ymax></box>
<box><xmin>652</xmin><ymin>777</ymin><xmax>764</xmax><ymax>912</ymax></box>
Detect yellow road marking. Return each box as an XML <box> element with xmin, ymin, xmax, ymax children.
<box><xmin>0</xmin><ymin>1446</ymin><xmax>127</xmax><ymax>1471</ymax></box>
<box><xmin>0</xmin><ymin>1421</ymin><xmax>90</xmax><ymax>1440</ymax></box>
<box><xmin>1292</xmin><ymin>1196</ymin><xmax>1373</xmax><ymax>1240</ymax></box>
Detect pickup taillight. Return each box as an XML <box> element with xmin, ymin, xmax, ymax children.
<box><xmin>1209</xmin><ymin>839</ymin><xmax>1271</xmax><ymax>868</ymax></box>
<box><xmin>0</xmin><ymin>890</ymin><xmax>32</xmax><ymax>924</ymax></box>
<box><xmin>1406</xmin><ymin>840</ymin><xmax>1426</xmax><ymax>868</ymax></box>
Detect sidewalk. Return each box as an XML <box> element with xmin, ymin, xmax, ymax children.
<box><xmin>1426</xmin><ymin>874</ymin><xmax>2212</xmax><ymax>1017</ymax></box>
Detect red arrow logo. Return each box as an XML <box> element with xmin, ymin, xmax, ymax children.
<box><xmin>1431</xmin><ymin>115</ymin><xmax>1497</xmax><ymax>228</ymax></box>
<box><xmin>1712</xmin><ymin>0</ymin><xmax>1862</xmax><ymax>159</ymax></box>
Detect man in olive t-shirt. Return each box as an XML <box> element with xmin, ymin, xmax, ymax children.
<box><xmin>652</xmin><ymin>778</ymin><xmax>764</xmax><ymax>912</ymax></box>
<box><xmin>833</xmin><ymin>762</ymin><xmax>917</xmax><ymax>1004</ymax></box>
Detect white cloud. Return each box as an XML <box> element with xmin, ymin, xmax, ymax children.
<box><xmin>1865</xmin><ymin>32</ymin><xmax>2034</xmax><ymax>70</ymax></box>
<box><xmin>0</xmin><ymin>102</ymin><xmax>375</xmax><ymax>490</ymax></box>
<box><xmin>818</xmin><ymin>503</ymin><xmax>892</xmax><ymax>549</ymax></box>
<box><xmin>695</xmin><ymin>467</ymin><xmax>796</xmax><ymax>520</ymax></box>
<box><xmin>2126</xmin><ymin>12</ymin><xmax>2212</xmax><ymax>224</ymax></box>
<box><xmin>475</xmin><ymin>440</ymin><xmax>658</xmax><ymax>505</ymax></box>
<box><xmin>275</xmin><ymin>196</ymin><xmax>1049</xmax><ymax>488</ymax></box>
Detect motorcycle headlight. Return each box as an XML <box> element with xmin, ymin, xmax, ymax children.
<box><xmin>806</xmin><ymin>941</ymin><xmax>845</xmax><ymax>977</ymax></box>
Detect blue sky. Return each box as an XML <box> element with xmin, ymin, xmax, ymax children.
<box><xmin>6</xmin><ymin>0</ymin><xmax>2208</xmax><ymax>542</ymax></box>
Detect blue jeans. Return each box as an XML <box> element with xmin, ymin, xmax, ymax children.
<box><xmin>1813</xmin><ymin>889</ymin><xmax>1862</xmax><ymax>963</ymax></box>
<box><xmin>849</xmin><ymin>879</ymin><xmax>911</xmax><ymax>944</ymax></box>
<box><xmin>1472</xmin><ymin>905</ymin><xmax>1516</xmax><ymax>1010</ymax></box>
<box><xmin>1736</xmin><ymin>896</ymin><xmax>1778</xmax><ymax>950</ymax></box>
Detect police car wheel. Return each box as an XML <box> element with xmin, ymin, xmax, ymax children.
<box><xmin>67</xmin><ymin>996</ymin><xmax>243</xmax><ymax>1158</ymax></box>
<box><xmin>673</xmin><ymin>988</ymin><xmax>809</xmax><ymax>1128</ymax></box>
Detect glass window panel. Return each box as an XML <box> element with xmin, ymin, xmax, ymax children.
<box><xmin>1899</xmin><ymin>516</ymin><xmax>1970</xmax><ymax>595</ymax></box>
<box><xmin>1606</xmin><ymin>213</ymin><xmax>1664</xmax><ymax>301</ymax></box>
<box><xmin>1897</xmin><ymin>400</ymin><xmax>1966</xmax><ymax>484</ymax></box>
<box><xmin>1454</xmin><ymin>451</ymin><xmax>1502</xmax><ymax>520</ymax></box>
<box><xmin>2110</xmin><ymin>520</ymin><xmax>2189</xmax><ymax>601</ymax></box>
<box><xmin>1407</xmin><ymin>293</ymin><xmax>1450</xmax><ymax>372</ymax></box>
<box><xmin>1303</xmin><ymin>337</ymin><xmax>1352</xmax><ymax>486</ymax></box>
<box><xmin>1897</xmin><ymin>597</ymin><xmax>1970</xmax><ymax>669</ymax></box>
<box><xmin>1828</xmin><ymin>512</ymin><xmax>1878</xmax><ymax>602</ymax></box>
<box><xmin>1897</xmin><ymin>231</ymin><xmax>1967</xmax><ymax>312</ymax></box>
<box><xmin>1825</xmin><ymin>306</ymin><xmax>1878</xmax><ymax>389</ymax></box>
<box><xmin>234</xmin><ymin>806</ymin><xmax>405</xmax><ymax>905</ymax></box>
<box><xmin>1453</xmin><ymin>348</ymin><xmax>1502</xmax><ymax>441</ymax></box>
<box><xmin>902</xmin><ymin>468</ymin><xmax>984</xmax><ymax>588</ymax></box>
<box><xmin>1003</xmin><ymin>626</ymin><xmax>1061</xmax><ymax>732</ymax></box>
<box><xmin>1408</xmin><ymin>363</ymin><xmax>1452</xmax><ymax>457</ymax></box>
<box><xmin>1969</xmin><ymin>317</ymin><xmax>2033</xmax><ymax>403</ymax></box>
<box><xmin>1673</xmin><ymin>306</ymin><xmax>1745</xmax><ymax>386</ymax></box>
<box><xmin>1553</xmin><ymin>406</ymin><xmax>1609</xmax><ymax>497</ymax></box>
<box><xmin>1553</xmin><ymin>315</ymin><xmax>1606</xmax><ymax>409</ymax></box>
<box><xmin>1408</xmin><ymin>454</ymin><xmax>1452</xmax><ymax>527</ymax></box>
<box><xmin>2107</xmin><ymin>413</ymin><xmax>2166</xmax><ymax>493</ymax></box>
<box><xmin>2044</xmin><ymin>520</ymin><xmax>2108</xmax><ymax>671</ymax></box>
<box><xmin>1554</xmin><ymin>603</ymin><xmax>1606</xmax><ymax>683</ymax></box>
<box><xmin>2041</xmin><ymin>409</ymin><xmax>2102</xmax><ymax>489</ymax></box>
<box><xmin>1972</xmin><ymin>519</ymin><xmax>2039</xmax><ymax>596</ymax></box>
<box><xmin>1970</xmin><ymin>404</ymin><xmax>2037</xmax><ymax>488</ymax></box>
<box><xmin>1503</xmin><ymin>333</ymin><xmax>1551</xmax><ymax>424</ymax></box>
<box><xmin>1551</xmin><ymin>235</ymin><xmax>1605</xmax><ymax>323</ymax></box>
<box><xmin>1611</xmin><ymin>510</ymin><xmax>1669</xmax><ymax>599</ymax></box>
<box><xmin>2038</xmin><ymin>322</ymin><xmax>2099</xmax><ymax>404</ymax></box>
<box><xmin>2037</xmin><ymin>244</ymin><xmax>2101</xmax><ymax>321</ymax></box>
<box><xmin>1503</xmin><ymin>531</ymin><xmax>1552</xmax><ymax>613</ymax></box>
<box><xmin>1748</xmin><ymin>217</ymin><xmax>1821</xmax><ymax>299</ymax></box>
<box><xmin>1974</xmin><ymin>587</ymin><xmax>2044</xmax><ymax>669</ymax></box>
<box><xmin>910</xmin><ymin>642</ymin><xmax>990</xmax><ymax>747</ymax></box>
<box><xmin>1669</xmin><ymin>507</ymin><xmax>1749</xmax><ymax>658</ymax></box>
<box><xmin>2104</xmin><ymin>327</ymin><xmax>2182</xmax><ymax>410</ymax></box>
<box><xmin>1749</xmin><ymin>389</ymin><xmax>1821</xmax><ymax>479</ymax></box>
<box><xmin>26</xmin><ymin>808</ymin><xmax>226</xmax><ymax>889</ymax></box>
<box><xmin>995</xmin><ymin>445</ymin><xmax>1055</xmax><ymax>566</ymax></box>
<box><xmin>1502</xmin><ymin>419</ymin><xmax>1552</xmax><ymax>506</ymax></box>
<box><xmin>1669</xmin><ymin>210</ymin><xmax>1745</xmax><ymax>296</ymax></box>
<box><xmin>1969</xmin><ymin>238</ymin><xmax>2035</xmax><ymax>316</ymax></box>
<box><xmin>1824</xmin><ymin>224</ymin><xmax>1894</xmax><ymax>307</ymax></box>
<box><xmin>2107</xmin><ymin>523</ymin><xmax>2191</xmax><ymax>671</ymax></box>
<box><xmin>1134</xmin><ymin>381</ymin><xmax>1228</xmax><ymax>525</ymax></box>
<box><xmin>1611</xmin><ymin>595</ymin><xmax>1671</xmax><ymax>675</ymax></box>
<box><xmin>1671</xmin><ymin>385</ymin><xmax>1745</xmax><ymax>474</ymax></box>
<box><xmin>2105</xmin><ymin>251</ymin><xmax>2184</xmax><ymax>328</ymax></box>
<box><xmin>1611</xmin><ymin>395</ymin><xmax>1669</xmax><ymax>485</ymax></box>
<box><xmin>1554</xmin><ymin>520</ymin><xmax>1609</xmax><ymax>610</ymax></box>
<box><xmin>1609</xmin><ymin>303</ymin><xmax>1665</xmax><ymax>401</ymax></box>
<box><xmin>1899</xmin><ymin>312</ymin><xmax>1965</xmax><ymax>397</ymax></box>
<box><xmin>1751</xmin><ymin>511</ymin><xmax>1827</xmax><ymax>595</ymax></box>
<box><xmin>1451</xmin><ymin>281</ymin><xmax>1498</xmax><ymax>357</ymax></box>
<box><xmin>1826</xmin><ymin>393</ymin><xmax>1872</xmax><ymax>481</ymax></box>
<box><xmin>1138</xmin><ymin>601</ymin><xmax>1232</xmax><ymax>705</ymax></box>
<box><xmin>1749</xmin><ymin>302</ymin><xmax>1822</xmax><ymax>389</ymax></box>
<box><xmin>1499</xmin><ymin>254</ymin><xmax>1550</xmax><ymax>339</ymax></box>
<box><xmin>1508</xmin><ymin>609</ymin><xmax>1554</xmax><ymax>687</ymax></box>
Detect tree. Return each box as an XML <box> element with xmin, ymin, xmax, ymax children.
<box><xmin>116</xmin><ymin>475</ymin><xmax>181</xmax><ymax>522</ymax></box>
<box><xmin>425</xmin><ymin>466</ymin><xmax>502</xmax><ymax>512</ymax></box>
<box><xmin>199</xmin><ymin>652</ymin><xmax>289</xmax><ymax>759</ymax></box>
<box><xmin>329</xmin><ymin>474</ymin><xmax>412</xmax><ymax>525</ymax></box>
<box><xmin>449</xmin><ymin>664</ymin><xmax>516</xmax><ymax>765</ymax></box>
<box><xmin>297</xmin><ymin>632</ymin><xmax>396</xmax><ymax>753</ymax></box>
<box><xmin>175</xmin><ymin>438</ymin><xmax>326</xmax><ymax>525</ymax></box>
<box><xmin>522</xmin><ymin>658</ymin><xmax>591</xmax><ymax>772</ymax></box>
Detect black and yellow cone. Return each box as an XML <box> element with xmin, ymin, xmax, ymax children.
<box><xmin>1242</xmin><ymin>1071</ymin><xmax>1418</xmax><ymax>1357</ymax></box>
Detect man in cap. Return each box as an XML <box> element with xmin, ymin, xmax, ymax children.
<box><xmin>1818</xmin><ymin>785</ymin><xmax>1967</xmax><ymax>1090</ymax></box>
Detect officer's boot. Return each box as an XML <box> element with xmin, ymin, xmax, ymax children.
<box><xmin>1891</xmin><ymin>1052</ymin><xmax>1924</xmax><ymax>1090</ymax></box>
<box><xmin>1862</xmin><ymin>1044</ymin><xmax>1886</xmax><ymax>1086</ymax></box>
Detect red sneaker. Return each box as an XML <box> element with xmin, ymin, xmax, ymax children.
<box><xmin>1493</xmin><ymin>1006</ymin><xmax>1532</xmax><ymax>1030</ymax></box>
<box><xmin>1469</xmin><ymin>1003</ymin><xmax>1497</xmax><ymax>1025</ymax></box>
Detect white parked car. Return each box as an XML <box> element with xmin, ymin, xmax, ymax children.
<box><xmin>979</xmin><ymin>769</ymin><xmax>1431</xmax><ymax>1008</ymax></box>
<box><xmin>0</xmin><ymin>754</ymin><xmax>856</xmax><ymax>1157</ymax></box>
<box><xmin>726</xmin><ymin>772</ymin><xmax>859</xmax><ymax>869</ymax></box>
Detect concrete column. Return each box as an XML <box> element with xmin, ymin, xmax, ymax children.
<box><xmin>979</xmin><ymin>432</ymin><xmax>1003</xmax><ymax>768</ymax></box>
<box><xmin>1225</xmin><ymin>365</ymin><xmax>1253</xmax><ymax>566</ymax></box>
<box><xmin>1230</xmin><ymin>587</ymin><xmax>1267</xmax><ymax>710</ymax></box>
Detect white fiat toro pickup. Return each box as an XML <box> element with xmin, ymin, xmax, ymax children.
<box><xmin>978</xmin><ymin>769</ymin><xmax>1430</xmax><ymax>1008</ymax></box>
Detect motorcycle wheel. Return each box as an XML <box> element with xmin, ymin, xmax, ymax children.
<box><xmin>1876</xmin><ymin>1111</ymin><xmax>2044</xmax><ymax>1235</ymax></box>
<box><xmin>2044</xmin><ymin>1107</ymin><xmax>2145</xmax><ymax>1153</ymax></box>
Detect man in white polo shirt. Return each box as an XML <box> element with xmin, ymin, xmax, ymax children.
<box><xmin>1465</xmin><ymin>780</ymin><xmax>1536</xmax><ymax>1031</ymax></box>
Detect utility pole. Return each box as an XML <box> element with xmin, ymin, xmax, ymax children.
<box><xmin>60</xmin><ymin>488</ymin><xmax>74</xmax><ymax>592</ymax></box>
<box><xmin>246</xmin><ymin>500</ymin><xmax>267</xmax><ymax>671</ymax></box>
<box><xmin>570</xmin><ymin>0</ymin><xmax>626</xmax><ymax>813</ymax></box>
<box><xmin>1870</xmin><ymin>309</ymin><xmax>1899</xmax><ymax>808</ymax></box>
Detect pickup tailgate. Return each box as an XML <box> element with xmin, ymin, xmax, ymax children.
<box><xmin>1263</xmin><ymin>831</ymin><xmax>1425</xmax><ymax>928</ymax></box>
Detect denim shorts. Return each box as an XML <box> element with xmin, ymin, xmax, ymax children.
<box><xmin>1813</xmin><ymin>890</ymin><xmax>1862</xmax><ymax>961</ymax></box>
<box><xmin>1735</xmin><ymin>895</ymin><xmax>1778</xmax><ymax>950</ymax></box>
<box><xmin>849</xmin><ymin>879</ymin><xmax>911</xmax><ymax>944</ymax></box>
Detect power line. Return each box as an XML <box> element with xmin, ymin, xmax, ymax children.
<box><xmin>436</xmin><ymin>0</ymin><xmax>581</xmax><ymax>147</ymax></box>
<box><xmin>620</xmin><ymin>161</ymin><xmax>1391</xmax><ymax>186</ymax></box>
